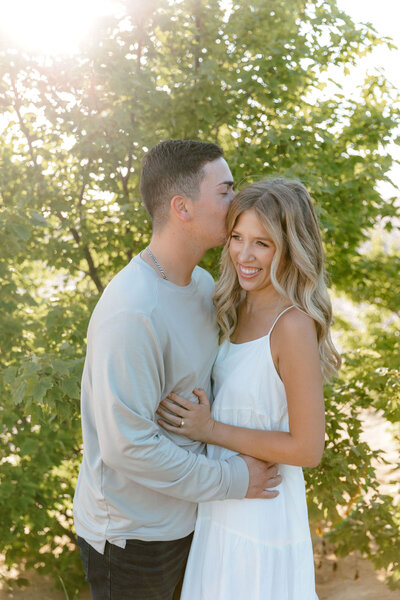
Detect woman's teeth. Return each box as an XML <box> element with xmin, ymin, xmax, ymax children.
<box><xmin>239</xmin><ymin>265</ymin><xmax>261</xmax><ymax>277</ymax></box>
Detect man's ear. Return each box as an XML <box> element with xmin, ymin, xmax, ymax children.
<box><xmin>170</xmin><ymin>195</ymin><xmax>192</xmax><ymax>222</ymax></box>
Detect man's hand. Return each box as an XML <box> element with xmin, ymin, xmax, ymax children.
<box><xmin>240</xmin><ymin>455</ymin><xmax>282</xmax><ymax>499</ymax></box>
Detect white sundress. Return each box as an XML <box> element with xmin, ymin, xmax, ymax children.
<box><xmin>181</xmin><ymin>307</ymin><xmax>318</xmax><ymax>600</ymax></box>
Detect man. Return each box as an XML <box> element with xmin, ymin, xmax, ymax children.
<box><xmin>73</xmin><ymin>140</ymin><xmax>281</xmax><ymax>600</ymax></box>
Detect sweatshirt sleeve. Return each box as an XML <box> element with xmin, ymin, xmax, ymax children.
<box><xmin>88</xmin><ymin>310</ymin><xmax>249</xmax><ymax>502</ymax></box>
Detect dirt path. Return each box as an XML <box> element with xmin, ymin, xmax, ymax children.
<box><xmin>316</xmin><ymin>551</ymin><xmax>400</xmax><ymax>600</ymax></box>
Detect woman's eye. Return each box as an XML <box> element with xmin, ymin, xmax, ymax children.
<box><xmin>256</xmin><ymin>241</ymin><xmax>268</xmax><ymax>247</ymax></box>
<box><xmin>231</xmin><ymin>234</ymin><xmax>241</xmax><ymax>241</ymax></box>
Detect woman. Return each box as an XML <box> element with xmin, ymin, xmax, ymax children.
<box><xmin>156</xmin><ymin>178</ymin><xmax>341</xmax><ymax>599</ymax></box>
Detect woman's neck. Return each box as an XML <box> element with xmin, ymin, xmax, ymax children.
<box><xmin>242</xmin><ymin>288</ymin><xmax>285</xmax><ymax>315</ymax></box>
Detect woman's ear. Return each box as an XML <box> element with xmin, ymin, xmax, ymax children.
<box><xmin>170</xmin><ymin>195</ymin><xmax>192</xmax><ymax>222</ymax></box>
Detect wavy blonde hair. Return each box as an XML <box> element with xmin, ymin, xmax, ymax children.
<box><xmin>214</xmin><ymin>178</ymin><xmax>341</xmax><ymax>381</ymax></box>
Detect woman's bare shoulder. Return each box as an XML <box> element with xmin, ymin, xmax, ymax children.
<box><xmin>275</xmin><ymin>307</ymin><xmax>317</xmax><ymax>342</ymax></box>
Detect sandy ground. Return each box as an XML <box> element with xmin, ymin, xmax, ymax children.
<box><xmin>1</xmin><ymin>549</ymin><xmax>399</xmax><ymax>600</ymax></box>
<box><xmin>1</xmin><ymin>409</ymin><xmax>399</xmax><ymax>599</ymax></box>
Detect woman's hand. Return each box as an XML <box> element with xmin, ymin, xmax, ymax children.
<box><xmin>156</xmin><ymin>388</ymin><xmax>215</xmax><ymax>443</ymax></box>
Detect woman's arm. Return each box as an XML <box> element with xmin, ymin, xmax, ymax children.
<box><xmin>157</xmin><ymin>310</ymin><xmax>325</xmax><ymax>468</ymax></box>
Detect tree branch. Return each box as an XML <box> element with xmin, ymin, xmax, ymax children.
<box><xmin>10</xmin><ymin>75</ymin><xmax>37</xmax><ymax>166</ymax></box>
<box><xmin>193</xmin><ymin>0</ymin><xmax>202</xmax><ymax>74</ymax></box>
<box><xmin>56</xmin><ymin>211</ymin><xmax>104</xmax><ymax>294</ymax></box>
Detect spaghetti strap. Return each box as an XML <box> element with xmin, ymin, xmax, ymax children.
<box><xmin>267</xmin><ymin>305</ymin><xmax>296</xmax><ymax>336</ymax></box>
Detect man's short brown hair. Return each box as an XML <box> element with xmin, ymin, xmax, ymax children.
<box><xmin>140</xmin><ymin>139</ymin><xmax>224</xmax><ymax>227</ymax></box>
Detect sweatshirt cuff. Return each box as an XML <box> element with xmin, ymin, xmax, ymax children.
<box><xmin>225</xmin><ymin>455</ymin><xmax>249</xmax><ymax>499</ymax></box>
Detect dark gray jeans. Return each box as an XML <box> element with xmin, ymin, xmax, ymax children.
<box><xmin>77</xmin><ymin>534</ymin><xmax>193</xmax><ymax>600</ymax></box>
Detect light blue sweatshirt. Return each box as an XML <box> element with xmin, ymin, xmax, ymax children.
<box><xmin>73</xmin><ymin>255</ymin><xmax>249</xmax><ymax>553</ymax></box>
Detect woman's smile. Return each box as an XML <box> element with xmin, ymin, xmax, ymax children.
<box><xmin>238</xmin><ymin>264</ymin><xmax>262</xmax><ymax>278</ymax></box>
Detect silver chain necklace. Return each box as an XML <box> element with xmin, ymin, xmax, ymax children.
<box><xmin>145</xmin><ymin>247</ymin><xmax>168</xmax><ymax>280</ymax></box>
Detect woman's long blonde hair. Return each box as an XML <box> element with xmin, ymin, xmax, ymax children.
<box><xmin>214</xmin><ymin>178</ymin><xmax>341</xmax><ymax>382</ymax></box>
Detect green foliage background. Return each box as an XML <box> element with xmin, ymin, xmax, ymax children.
<box><xmin>0</xmin><ymin>0</ymin><xmax>399</xmax><ymax>596</ymax></box>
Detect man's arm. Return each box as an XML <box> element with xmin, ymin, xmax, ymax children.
<box><xmin>88</xmin><ymin>310</ymin><xmax>250</xmax><ymax>502</ymax></box>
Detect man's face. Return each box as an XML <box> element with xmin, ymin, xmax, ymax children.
<box><xmin>190</xmin><ymin>157</ymin><xmax>235</xmax><ymax>249</ymax></box>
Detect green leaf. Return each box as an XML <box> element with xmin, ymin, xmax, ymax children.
<box><xmin>60</xmin><ymin>378</ymin><xmax>80</xmax><ymax>400</ymax></box>
<box><xmin>2</xmin><ymin>366</ymin><xmax>17</xmax><ymax>385</ymax></box>
<box><xmin>33</xmin><ymin>378</ymin><xmax>53</xmax><ymax>403</ymax></box>
<box><xmin>12</xmin><ymin>380</ymin><xmax>27</xmax><ymax>405</ymax></box>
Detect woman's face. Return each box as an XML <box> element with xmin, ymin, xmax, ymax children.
<box><xmin>229</xmin><ymin>208</ymin><xmax>276</xmax><ymax>293</ymax></box>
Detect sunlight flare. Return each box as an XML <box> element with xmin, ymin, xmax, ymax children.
<box><xmin>0</xmin><ymin>0</ymin><xmax>118</xmax><ymax>55</ymax></box>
